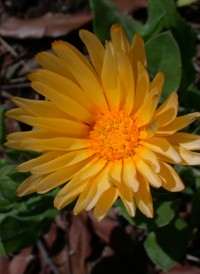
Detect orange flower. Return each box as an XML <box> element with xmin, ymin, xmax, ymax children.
<box><xmin>5</xmin><ymin>25</ymin><xmax>200</xmax><ymax>221</ymax></box>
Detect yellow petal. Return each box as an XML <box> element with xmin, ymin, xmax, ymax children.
<box><xmin>101</xmin><ymin>42</ymin><xmax>121</xmax><ymax>109</ymax></box>
<box><xmin>134</xmin><ymin>73</ymin><xmax>164</xmax><ymax>127</ymax></box>
<box><xmin>84</xmin><ymin>163</ymin><xmax>112</xmax><ymax>211</ymax></box>
<box><xmin>157</xmin><ymin>112</ymin><xmax>200</xmax><ymax>135</ymax></box>
<box><xmin>141</xmin><ymin>137</ymin><xmax>181</xmax><ymax>163</ymax></box>
<box><xmin>9</xmin><ymin>115</ymin><xmax>89</xmax><ymax>137</ymax></box>
<box><xmin>54</xmin><ymin>158</ymin><xmax>105</xmax><ymax>209</ymax></box>
<box><xmin>52</xmin><ymin>41</ymin><xmax>108</xmax><ymax>110</ymax></box>
<box><xmin>116</xmin><ymin>51</ymin><xmax>135</xmax><ymax>114</ymax></box>
<box><xmin>6</xmin><ymin>135</ymin><xmax>90</xmax><ymax>152</ymax></box>
<box><xmin>11</xmin><ymin>97</ymin><xmax>69</xmax><ymax>119</ymax></box>
<box><xmin>133</xmin><ymin>154</ymin><xmax>162</xmax><ymax>188</ymax></box>
<box><xmin>36</xmin><ymin>51</ymin><xmax>77</xmax><ymax>82</ymax></box>
<box><xmin>135</xmin><ymin>173</ymin><xmax>153</xmax><ymax>218</ymax></box>
<box><xmin>118</xmin><ymin>183</ymin><xmax>136</xmax><ymax>217</ymax></box>
<box><xmin>17</xmin><ymin>151</ymin><xmax>64</xmax><ymax>172</ymax></box>
<box><xmin>155</xmin><ymin>92</ymin><xmax>178</xmax><ymax>127</ymax></box>
<box><xmin>17</xmin><ymin>174</ymin><xmax>42</xmax><ymax>196</ymax></box>
<box><xmin>74</xmin><ymin>163</ymin><xmax>111</xmax><ymax>213</ymax></box>
<box><xmin>29</xmin><ymin>69</ymin><xmax>94</xmax><ymax>114</ymax></box>
<box><xmin>122</xmin><ymin>157</ymin><xmax>139</xmax><ymax>192</ymax></box>
<box><xmin>159</xmin><ymin>161</ymin><xmax>184</xmax><ymax>192</ymax></box>
<box><xmin>94</xmin><ymin>188</ymin><xmax>118</xmax><ymax>221</ymax></box>
<box><xmin>110</xmin><ymin>24</ymin><xmax>130</xmax><ymax>52</ymax></box>
<box><xmin>166</xmin><ymin>132</ymin><xmax>200</xmax><ymax>150</ymax></box>
<box><xmin>133</xmin><ymin>62</ymin><xmax>149</xmax><ymax>113</ymax></box>
<box><xmin>36</xmin><ymin>158</ymin><xmax>92</xmax><ymax>193</ymax></box>
<box><xmin>131</xmin><ymin>33</ymin><xmax>147</xmax><ymax>66</ymax></box>
<box><xmin>30</xmin><ymin>81</ymin><xmax>93</xmax><ymax>124</ymax></box>
<box><xmin>79</xmin><ymin>29</ymin><xmax>105</xmax><ymax>76</ymax></box>
<box><xmin>179</xmin><ymin>147</ymin><xmax>200</xmax><ymax>165</ymax></box>
<box><xmin>135</xmin><ymin>145</ymin><xmax>160</xmax><ymax>173</ymax></box>
<box><xmin>108</xmin><ymin>160</ymin><xmax>122</xmax><ymax>187</ymax></box>
<box><xmin>30</xmin><ymin>149</ymin><xmax>94</xmax><ymax>174</ymax></box>
<box><xmin>54</xmin><ymin>178</ymin><xmax>89</xmax><ymax>210</ymax></box>
<box><xmin>57</xmin><ymin>157</ymin><xmax>107</xmax><ymax>197</ymax></box>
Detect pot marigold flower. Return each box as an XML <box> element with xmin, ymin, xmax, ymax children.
<box><xmin>5</xmin><ymin>25</ymin><xmax>200</xmax><ymax>221</ymax></box>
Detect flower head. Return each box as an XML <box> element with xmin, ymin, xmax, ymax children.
<box><xmin>5</xmin><ymin>25</ymin><xmax>200</xmax><ymax>221</ymax></box>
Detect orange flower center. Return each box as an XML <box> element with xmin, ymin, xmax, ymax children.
<box><xmin>90</xmin><ymin>110</ymin><xmax>139</xmax><ymax>161</ymax></box>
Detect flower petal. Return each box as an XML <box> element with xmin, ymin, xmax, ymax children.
<box><xmin>30</xmin><ymin>81</ymin><xmax>93</xmax><ymax>124</ymax></box>
<box><xmin>79</xmin><ymin>29</ymin><xmax>105</xmax><ymax>76</ymax></box>
<box><xmin>101</xmin><ymin>42</ymin><xmax>121</xmax><ymax>109</ymax></box>
<box><xmin>159</xmin><ymin>161</ymin><xmax>184</xmax><ymax>192</ymax></box>
<box><xmin>157</xmin><ymin>112</ymin><xmax>200</xmax><ymax>135</ymax></box>
<box><xmin>29</xmin><ymin>69</ymin><xmax>94</xmax><ymax>114</ymax></box>
<box><xmin>74</xmin><ymin>163</ymin><xmax>111</xmax><ymax>213</ymax></box>
<box><xmin>17</xmin><ymin>151</ymin><xmax>64</xmax><ymax>172</ymax></box>
<box><xmin>36</xmin><ymin>158</ymin><xmax>92</xmax><ymax>193</ymax></box>
<box><xmin>6</xmin><ymin>135</ymin><xmax>90</xmax><ymax>152</ymax></box>
<box><xmin>52</xmin><ymin>41</ymin><xmax>108</xmax><ymax>109</ymax></box>
<box><xmin>141</xmin><ymin>137</ymin><xmax>181</xmax><ymax>163</ymax></box>
<box><xmin>54</xmin><ymin>178</ymin><xmax>89</xmax><ymax>210</ymax></box>
<box><xmin>166</xmin><ymin>132</ymin><xmax>200</xmax><ymax>150</ymax></box>
<box><xmin>7</xmin><ymin>115</ymin><xmax>89</xmax><ymax>137</ymax></box>
<box><xmin>135</xmin><ymin>173</ymin><xmax>153</xmax><ymax>218</ymax></box>
<box><xmin>116</xmin><ymin>51</ymin><xmax>135</xmax><ymax>114</ymax></box>
<box><xmin>118</xmin><ymin>183</ymin><xmax>136</xmax><ymax>217</ymax></box>
<box><xmin>131</xmin><ymin>33</ymin><xmax>147</xmax><ymax>66</ymax></box>
<box><xmin>36</xmin><ymin>51</ymin><xmax>77</xmax><ymax>82</ymax></box>
<box><xmin>133</xmin><ymin>154</ymin><xmax>162</xmax><ymax>188</ymax></box>
<box><xmin>11</xmin><ymin>97</ymin><xmax>69</xmax><ymax>119</ymax></box>
<box><xmin>30</xmin><ymin>149</ymin><xmax>94</xmax><ymax>174</ymax></box>
<box><xmin>155</xmin><ymin>92</ymin><xmax>178</xmax><ymax>127</ymax></box>
<box><xmin>94</xmin><ymin>187</ymin><xmax>118</xmax><ymax>221</ymax></box>
<box><xmin>110</xmin><ymin>24</ymin><xmax>130</xmax><ymax>52</ymax></box>
<box><xmin>57</xmin><ymin>157</ymin><xmax>107</xmax><ymax>197</ymax></box>
<box><xmin>17</xmin><ymin>174</ymin><xmax>42</xmax><ymax>196</ymax></box>
<box><xmin>179</xmin><ymin>147</ymin><xmax>200</xmax><ymax>165</ymax></box>
<box><xmin>122</xmin><ymin>157</ymin><xmax>139</xmax><ymax>192</ymax></box>
<box><xmin>134</xmin><ymin>73</ymin><xmax>164</xmax><ymax>127</ymax></box>
<box><xmin>133</xmin><ymin>62</ymin><xmax>149</xmax><ymax>113</ymax></box>
<box><xmin>108</xmin><ymin>160</ymin><xmax>122</xmax><ymax>187</ymax></box>
<box><xmin>135</xmin><ymin>145</ymin><xmax>160</xmax><ymax>173</ymax></box>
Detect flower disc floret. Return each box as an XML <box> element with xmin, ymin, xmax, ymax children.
<box><xmin>90</xmin><ymin>110</ymin><xmax>139</xmax><ymax>160</ymax></box>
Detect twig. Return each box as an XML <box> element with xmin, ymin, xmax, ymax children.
<box><xmin>186</xmin><ymin>254</ymin><xmax>200</xmax><ymax>264</ymax></box>
<box><xmin>0</xmin><ymin>82</ymin><xmax>30</xmax><ymax>90</ymax></box>
<box><xmin>0</xmin><ymin>36</ymin><xmax>32</xmax><ymax>72</ymax></box>
<box><xmin>37</xmin><ymin>240</ymin><xmax>59</xmax><ymax>274</ymax></box>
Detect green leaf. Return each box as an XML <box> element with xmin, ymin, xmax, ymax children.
<box><xmin>144</xmin><ymin>218</ymin><xmax>192</xmax><ymax>271</ymax></box>
<box><xmin>177</xmin><ymin>0</ymin><xmax>198</xmax><ymax>7</ymax></box>
<box><xmin>117</xmin><ymin>197</ymin><xmax>180</xmax><ymax>230</ymax></box>
<box><xmin>89</xmin><ymin>0</ymin><xmax>143</xmax><ymax>42</ymax></box>
<box><xmin>154</xmin><ymin>0</ymin><xmax>196</xmax><ymax>94</ymax></box>
<box><xmin>0</xmin><ymin>164</ymin><xmax>18</xmax><ymax>201</ymax></box>
<box><xmin>0</xmin><ymin>106</ymin><xmax>6</xmax><ymax>145</ymax></box>
<box><xmin>142</xmin><ymin>0</ymin><xmax>166</xmax><ymax>38</ymax></box>
<box><xmin>146</xmin><ymin>31</ymin><xmax>182</xmax><ymax>100</ymax></box>
<box><xmin>0</xmin><ymin>241</ymin><xmax>7</xmax><ymax>257</ymax></box>
<box><xmin>0</xmin><ymin>216</ymin><xmax>52</xmax><ymax>255</ymax></box>
<box><xmin>0</xmin><ymin>159</ymin><xmax>58</xmax><ymax>255</ymax></box>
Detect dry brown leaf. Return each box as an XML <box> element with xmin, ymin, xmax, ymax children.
<box><xmin>0</xmin><ymin>257</ymin><xmax>9</xmax><ymax>274</ymax></box>
<box><xmin>0</xmin><ymin>0</ymin><xmax>147</xmax><ymax>39</ymax></box>
<box><xmin>160</xmin><ymin>264</ymin><xmax>200</xmax><ymax>274</ymax></box>
<box><xmin>9</xmin><ymin>247</ymin><xmax>33</xmax><ymax>274</ymax></box>
<box><xmin>0</xmin><ymin>12</ymin><xmax>92</xmax><ymax>39</ymax></box>
<box><xmin>114</xmin><ymin>0</ymin><xmax>147</xmax><ymax>13</ymax></box>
